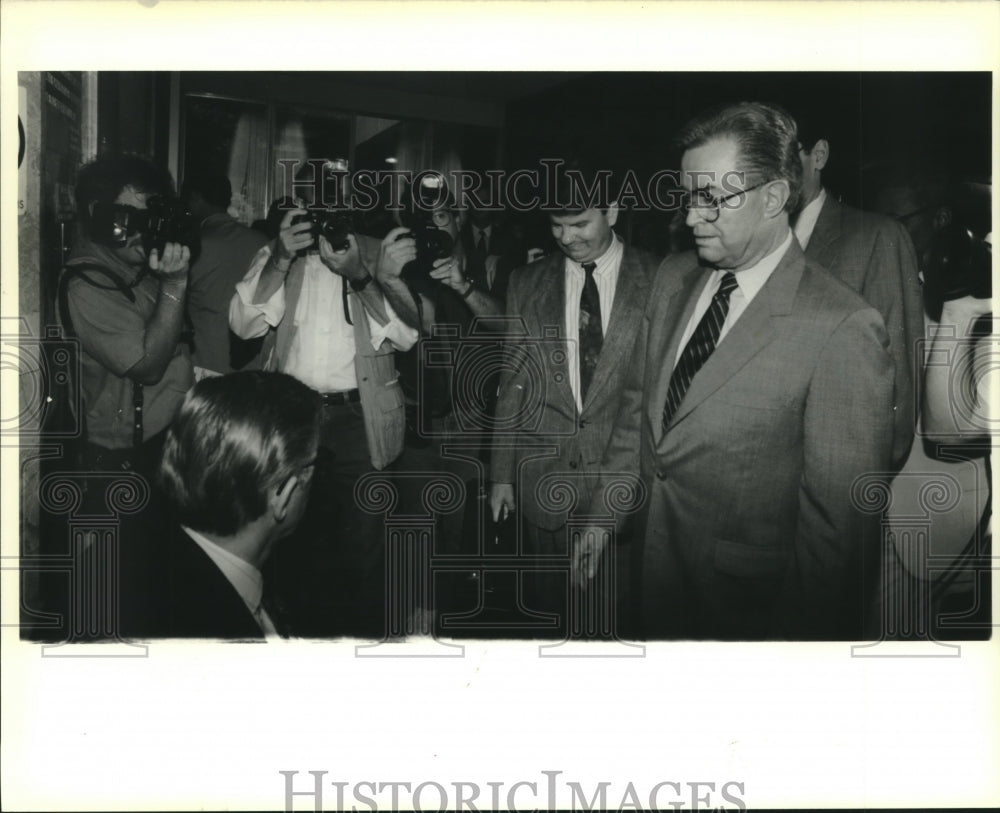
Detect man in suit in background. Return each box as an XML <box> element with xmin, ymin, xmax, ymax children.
<box><xmin>181</xmin><ymin>173</ymin><xmax>269</xmax><ymax>378</ymax></box>
<box><xmin>793</xmin><ymin>114</ymin><xmax>924</xmax><ymax>468</ymax></box>
<box><xmin>117</xmin><ymin>371</ymin><xmax>321</xmax><ymax>640</ymax></box>
<box><xmin>490</xmin><ymin>165</ymin><xmax>660</xmax><ymax>637</ymax></box>
<box><xmin>577</xmin><ymin>103</ymin><xmax>895</xmax><ymax>640</ymax></box>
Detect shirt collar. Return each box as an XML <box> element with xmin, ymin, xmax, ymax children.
<box><xmin>565</xmin><ymin>233</ymin><xmax>623</xmax><ymax>278</ymax></box>
<box><xmin>69</xmin><ymin>238</ymin><xmax>146</xmax><ymax>283</ymax></box>
<box><xmin>727</xmin><ymin>228</ymin><xmax>794</xmax><ymax>299</ymax></box>
<box><xmin>182</xmin><ymin>526</ymin><xmax>264</xmax><ymax>613</ymax></box>
<box><xmin>201</xmin><ymin>212</ymin><xmax>233</xmax><ymax>229</ymax></box>
<box><xmin>793</xmin><ymin>187</ymin><xmax>827</xmax><ymax>249</ymax></box>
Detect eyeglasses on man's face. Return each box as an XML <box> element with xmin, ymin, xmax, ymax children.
<box><xmin>680</xmin><ymin>180</ymin><xmax>769</xmax><ymax>223</ymax></box>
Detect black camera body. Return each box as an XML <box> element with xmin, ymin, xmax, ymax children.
<box><xmin>923</xmin><ymin>223</ymin><xmax>992</xmax><ymax>302</ymax></box>
<box><xmin>291</xmin><ymin>208</ymin><xmax>356</xmax><ymax>254</ymax></box>
<box><xmin>90</xmin><ymin>196</ymin><xmax>198</xmax><ymax>256</ymax></box>
<box><xmin>396</xmin><ymin>218</ymin><xmax>455</xmax><ymax>278</ymax></box>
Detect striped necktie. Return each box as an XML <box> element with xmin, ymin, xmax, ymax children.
<box><xmin>662</xmin><ymin>271</ymin><xmax>738</xmax><ymax>430</ymax></box>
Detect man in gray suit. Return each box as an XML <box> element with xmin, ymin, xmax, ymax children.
<box><xmin>793</xmin><ymin>118</ymin><xmax>924</xmax><ymax>469</ymax></box>
<box><xmin>576</xmin><ymin>103</ymin><xmax>895</xmax><ymax>640</ymax></box>
<box><xmin>489</xmin><ymin>166</ymin><xmax>659</xmax><ymax>635</ymax></box>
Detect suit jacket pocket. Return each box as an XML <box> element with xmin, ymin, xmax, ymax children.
<box><xmin>712</xmin><ymin>538</ymin><xmax>788</xmax><ymax>581</ymax></box>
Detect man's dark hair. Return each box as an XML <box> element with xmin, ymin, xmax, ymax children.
<box><xmin>74</xmin><ymin>153</ymin><xmax>174</xmax><ymax>235</ymax></box>
<box><xmin>181</xmin><ymin>172</ymin><xmax>232</xmax><ymax>210</ymax></box>
<box><xmin>790</xmin><ymin>105</ymin><xmax>829</xmax><ymax>154</ymax></box>
<box><xmin>158</xmin><ymin>371</ymin><xmax>322</xmax><ymax>536</ymax></box>
<box><xmin>673</xmin><ymin>101</ymin><xmax>804</xmax><ymax>215</ymax></box>
<box><xmin>545</xmin><ymin>159</ymin><xmax>616</xmax><ymax>215</ymax></box>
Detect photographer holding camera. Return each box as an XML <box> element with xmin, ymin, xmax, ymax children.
<box><xmin>61</xmin><ymin>153</ymin><xmax>195</xmax><ymax>479</ymax></box>
<box><xmin>376</xmin><ymin>174</ymin><xmax>504</xmax><ymax>336</ymax></box>
<box><xmin>228</xmin><ymin>180</ymin><xmax>417</xmax><ymax>637</ymax></box>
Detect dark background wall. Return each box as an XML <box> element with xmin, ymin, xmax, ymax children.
<box><xmin>504</xmin><ymin>71</ymin><xmax>992</xmax><ymax>204</ymax></box>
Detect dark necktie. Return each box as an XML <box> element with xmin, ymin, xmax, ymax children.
<box><xmin>469</xmin><ymin>230</ymin><xmax>488</xmax><ymax>286</ymax></box>
<box><xmin>579</xmin><ymin>261</ymin><xmax>603</xmax><ymax>402</ymax></box>
<box><xmin>662</xmin><ymin>271</ymin><xmax>738</xmax><ymax>429</ymax></box>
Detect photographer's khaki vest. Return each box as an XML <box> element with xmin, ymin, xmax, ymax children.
<box><xmin>261</xmin><ymin>235</ymin><xmax>405</xmax><ymax>470</ymax></box>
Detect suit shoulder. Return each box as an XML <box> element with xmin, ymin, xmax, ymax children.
<box><xmin>649</xmin><ymin>250</ymin><xmax>699</xmax><ymax>287</ymax></box>
<box><xmin>834</xmin><ymin>200</ymin><xmax>910</xmax><ymax>244</ymax></box>
<box><xmin>508</xmin><ymin>254</ymin><xmax>556</xmax><ymax>293</ymax></box>
<box><xmin>623</xmin><ymin>244</ymin><xmax>663</xmax><ymax>274</ymax></box>
<box><xmin>799</xmin><ymin>256</ymin><xmax>885</xmax><ymax>319</ymax></box>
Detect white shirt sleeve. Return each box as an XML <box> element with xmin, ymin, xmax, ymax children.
<box><xmin>367</xmin><ymin>296</ymin><xmax>418</xmax><ymax>352</ymax></box>
<box><xmin>229</xmin><ymin>244</ymin><xmax>287</xmax><ymax>339</ymax></box>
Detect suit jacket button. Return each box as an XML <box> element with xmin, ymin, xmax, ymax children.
<box><xmin>579</xmin><ymin>418</ymin><xmax>588</xmax><ymax>428</ymax></box>
<box><xmin>569</xmin><ymin>460</ymin><xmax>578</xmax><ymax>469</ymax></box>
<box><xmin>656</xmin><ymin>468</ymin><xmax>667</xmax><ymax>480</ymax></box>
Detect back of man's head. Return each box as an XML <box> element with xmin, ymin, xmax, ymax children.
<box><xmin>181</xmin><ymin>173</ymin><xmax>232</xmax><ymax>212</ymax></box>
<box><xmin>74</xmin><ymin>153</ymin><xmax>174</xmax><ymax>236</ymax></box>
<box><xmin>159</xmin><ymin>371</ymin><xmax>321</xmax><ymax>537</ymax></box>
<box><xmin>673</xmin><ymin>101</ymin><xmax>804</xmax><ymax>215</ymax></box>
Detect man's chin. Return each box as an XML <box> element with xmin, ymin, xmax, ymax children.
<box><xmin>694</xmin><ymin>246</ymin><xmax>718</xmax><ymax>263</ymax></box>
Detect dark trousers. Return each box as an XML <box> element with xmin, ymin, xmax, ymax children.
<box><xmin>266</xmin><ymin>401</ymin><xmax>389</xmax><ymax>638</ymax></box>
<box><xmin>523</xmin><ymin>520</ymin><xmax>635</xmax><ymax>640</ymax></box>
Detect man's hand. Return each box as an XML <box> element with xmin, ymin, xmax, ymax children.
<box><xmin>489</xmin><ymin>482</ymin><xmax>515</xmax><ymax>523</ymax></box>
<box><xmin>429</xmin><ymin>255</ymin><xmax>468</xmax><ymax>293</ymax></box>
<box><xmin>318</xmin><ymin>233</ymin><xmax>366</xmax><ymax>281</ymax></box>
<box><xmin>148</xmin><ymin>242</ymin><xmax>190</xmax><ymax>283</ymax></box>
<box><xmin>570</xmin><ymin>525</ymin><xmax>609</xmax><ymax>589</ymax></box>
<box><xmin>941</xmin><ymin>294</ymin><xmax>992</xmax><ymax>325</ymax></box>
<box><xmin>274</xmin><ymin>208</ymin><xmax>314</xmax><ymax>267</ymax></box>
<box><xmin>376</xmin><ymin>226</ymin><xmax>417</xmax><ymax>281</ymax></box>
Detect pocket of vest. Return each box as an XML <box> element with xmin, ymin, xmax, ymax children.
<box><xmin>376</xmin><ymin>378</ymin><xmax>405</xmax><ymax>413</ymax></box>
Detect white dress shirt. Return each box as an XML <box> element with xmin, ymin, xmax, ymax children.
<box><xmin>793</xmin><ymin>187</ymin><xmax>827</xmax><ymax>250</ymax></box>
<box><xmin>183</xmin><ymin>526</ymin><xmax>278</xmax><ymax>638</ymax></box>
<box><xmin>564</xmin><ymin>235</ymin><xmax>624</xmax><ymax>410</ymax></box>
<box><xmin>674</xmin><ymin>229</ymin><xmax>794</xmax><ymax>369</ymax></box>
<box><xmin>230</xmin><ymin>247</ymin><xmax>418</xmax><ymax>393</ymax></box>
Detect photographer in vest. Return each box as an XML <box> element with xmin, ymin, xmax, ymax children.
<box><xmin>62</xmin><ymin>153</ymin><xmax>195</xmax><ymax>481</ymax></box>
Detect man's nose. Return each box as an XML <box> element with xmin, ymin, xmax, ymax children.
<box><xmin>559</xmin><ymin>230</ymin><xmax>575</xmax><ymax>244</ymax></box>
<box><xmin>685</xmin><ymin>206</ymin><xmax>704</xmax><ymax>227</ymax></box>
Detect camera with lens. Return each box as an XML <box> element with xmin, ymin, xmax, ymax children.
<box><xmin>291</xmin><ymin>208</ymin><xmax>357</xmax><ymax>255</ymax></box>
<box><xmin>922</xmin><ymin>223</ymin><xmax>992</xmax><ymax>302</ymax></box>
<box><xmin>90</xmin><ymin>196</ymin><xmax>198</xmax><ymax>256</ymax></box>
<box><xmin>397</xmin><ymin>174</ymin><xmax>455</xmax><ymax>279</ymax></box>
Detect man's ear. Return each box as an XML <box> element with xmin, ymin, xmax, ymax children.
<box><xmin>605</xmin><ymin>202</ymin><xmax>620</xmax><ymax>228</ymax></box>
<box><xmin>764</xmin><ymin>180</ymin><xmax>791</xmax><ymax>219</ymax></box>
<box><xmin>933</xmin><ymin>205</ymin><xmax>953</xmax><ymax>231</ymax></box>
<box><xmin>270</xmin><ymin>475</ymin><xmax>299</xmax><ymax>525</ymax></box>
<box><xmin>809</xmin><ymin>139</ymin><xmax>830</xmax><ymax>172</ymax></box>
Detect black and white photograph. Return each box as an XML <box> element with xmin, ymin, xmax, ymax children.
<box><xmin>2</xmin><ymin>2</ymin><xmax>998</xmax><ymax>811</ymax></box>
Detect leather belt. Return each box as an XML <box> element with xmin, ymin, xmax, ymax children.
<box><xmin>320</xmin><ymin>388</ymin><xmax>361</xmax><ymax>406</ymax></box>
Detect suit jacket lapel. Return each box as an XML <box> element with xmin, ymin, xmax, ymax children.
<box><xmin>804</xmin><ymin>194</ymin><xmax>841</xmax><ymax>267</ymax></box>
<box><xmin>534</xmin><ymin>254</ymin><xmax>576</xmax><ymax>414</ymax></box>
<box><xmin>581</xmin><ymin>246</ymin><xmax>650</xmax><ymax>413</ymax></box>
<box><xmin>662</xmin><ymin>241</ymin><xmax>805</xmax><ymax>436</ymax></box>
<box><xmin>646</xmin><ymin>260</ymin><xmax>706</xmax><ymax>444</ymax></box>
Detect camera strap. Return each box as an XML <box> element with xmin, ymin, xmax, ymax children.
<box><xmin>57</xmin><ymin>261</ymin><xmax>145</xmax><ymax>449</ymax></box>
